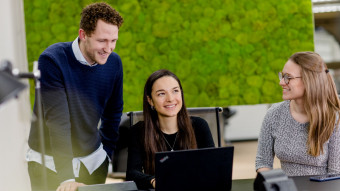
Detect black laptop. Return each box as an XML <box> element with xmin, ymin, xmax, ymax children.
<box><xmin>155</xmin><ymin>146</ymin><xmax>234</xmax><ymax>191</ymax></box>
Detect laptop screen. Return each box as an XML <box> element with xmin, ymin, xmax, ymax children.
<box><xmin>155</xmin><ymin>146</ymin><xmax>234</xmax><ymax>191</ymax></box>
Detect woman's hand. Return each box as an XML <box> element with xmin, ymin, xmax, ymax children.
<box><xmin>150</xmin><ymin>178</ymin><xmax>156</xmax><ymax>188</ymax></box>
<box><xmin>256</xmin><ymin>167</ymin><xmax>271</xmax><ymax>173</ymax></box>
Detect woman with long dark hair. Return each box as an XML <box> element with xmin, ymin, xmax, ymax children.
<box><xmin>256</xmin><ymin>52</ymin><xmax>340</xmax><ymax>176</ymax></box>
<box><xmin>126</xmin><ymin>69</ymin><xmax>215</xmax><ymax>189</ymax></box>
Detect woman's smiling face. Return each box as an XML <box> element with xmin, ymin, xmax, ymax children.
<box><xmin>148</xmin><ymin>76</ymin><xmax>183</xmax><ymax>119</ymax></box>
<box><xmin>280</xmin><ymin>60</ymin><xmax>305</xmax><ymax>101</ymax></box>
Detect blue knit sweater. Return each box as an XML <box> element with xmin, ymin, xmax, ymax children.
<box><xmin>29</xmin><ymin>41</ymin><xmax>123</xmax><ymax>181</ymax></box>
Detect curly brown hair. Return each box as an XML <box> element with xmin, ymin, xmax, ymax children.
<box><xmin>80</xmin><ymin>2</ymin><xmax>124</xmax><ymax>36</ymax></box>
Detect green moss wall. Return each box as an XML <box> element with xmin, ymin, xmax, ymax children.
<box><xmin>24</xmin><ymin>0</ymin><xmax>314</xmax><ymax>111</ymax></box>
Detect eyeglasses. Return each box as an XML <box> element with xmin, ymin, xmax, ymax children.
<box><xmin>278</xmin><ymin>72</ymin><xmax>302</xmax><ymax>85</ymax></box>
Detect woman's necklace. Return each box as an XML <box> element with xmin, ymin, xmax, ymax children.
<box><xmin>162</xmin><ymin>132</ymin><xmax>178</xmax><ymax>151</ymax></box>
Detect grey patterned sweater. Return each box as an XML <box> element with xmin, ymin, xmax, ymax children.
<box><xmin>256</xmin><ymin>100</ymin><xmax>340</xmax><ymax>176</ymax></box>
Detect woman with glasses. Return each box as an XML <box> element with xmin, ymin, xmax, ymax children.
<box><xmin>126</xmin><ymin>69</ymin><xmax>215</xmax><ymax>189</ymax></box>
<box><xmin>256</xmin><ymin>51</ymin><xmax>340</xmax><ymax>176</ymax></box>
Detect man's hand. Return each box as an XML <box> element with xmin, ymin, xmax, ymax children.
<box><xmin>56</xmin><ymin>181</ymin><xmax>85</xmax><ymax>191</ymax></box>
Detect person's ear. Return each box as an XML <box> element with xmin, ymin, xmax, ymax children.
<box><xmin>147</xmin><ymin>96</ymin><xmax>154</xmax><ymax>107</ymax></box>
<box><xmin>79</xmin><ymin>29</ymin><xmax>86</xmax><ymax>41</ymax></box>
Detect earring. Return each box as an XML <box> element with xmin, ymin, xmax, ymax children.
<box><xmin>151</xmin><ymin>106</ymin><xmax>154</xmax><ymax>110</ymax></box>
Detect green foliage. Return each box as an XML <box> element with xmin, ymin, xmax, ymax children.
<box><xmin>24</xmin><ymin>0</ymin><xmax>314</xmax><ymax>111</ymax></box>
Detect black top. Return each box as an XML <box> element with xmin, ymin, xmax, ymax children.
<box><xmin>126</xmin><ymin>116</ymin><xmax>215</xmax><ymax>189</ymax></box>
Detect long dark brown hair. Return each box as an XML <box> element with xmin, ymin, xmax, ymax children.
<box><xmin>289</xmin><ymin>51</ymin><xmax>340</xmax><ymax>156</ymax></box>
<box><xmin>143</xmin><ymin>69</ymin><xmax>197</xmax><ymax>174</ymax></box>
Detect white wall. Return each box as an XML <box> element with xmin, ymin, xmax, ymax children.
<box><xmin>0</xmin><ymin>0</ymin><xmax>31</xmax><ymax>190</ymax></box>
<box><xmin>314</xmin><ymin>27</ymin><xmax>340</xmax><ymax>63</ymax></box>
<box><xmin>224</xmin><ymin>104</ymin><xmax>270</xmax><ymax>141</ymax></box>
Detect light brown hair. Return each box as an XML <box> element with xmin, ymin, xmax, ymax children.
<box><xmin>290</xmin><ymin>51</ymin><xmax>340</xmax><ymax>156</ymax></box>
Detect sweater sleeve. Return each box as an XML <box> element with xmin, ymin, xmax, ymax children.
<box><xmin>191</xmin><ymin>116</ymin><xmax>215</xmax><ymax>148</ymax></box>
<box><xmin>126</xmin><ymin>122</ymin><xmax>154</xmax><ymax>190</ymax></box>
<box><xmin>38</xmin><ymin>52</ymin><xmax>75</xmax><ymax>182</ymax></box>
<box><xmin>99</xmin><ymin>55</ymin><xmax>123</xmax><ymax>159</ymax></box>
<box><xmin>327</xmin><ymin>120</ymin><xmax>340</xmax><ymax>174</ymax></box>
<box><xmin>255</xmin><ymin>106</ymin><xmax>276</xmax><ymax>171</ymax></box>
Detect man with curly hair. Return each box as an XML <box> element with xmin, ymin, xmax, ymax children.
<box><xmin>27</xmin><ymin>2</ymin><xmax>124</xmax><ymax>191</ymax></box>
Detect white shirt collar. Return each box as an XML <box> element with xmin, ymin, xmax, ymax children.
<box><xmin>72</xmin><ymin>37</ymin><xmax>98</xmax><ymax>67</ymax></box>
